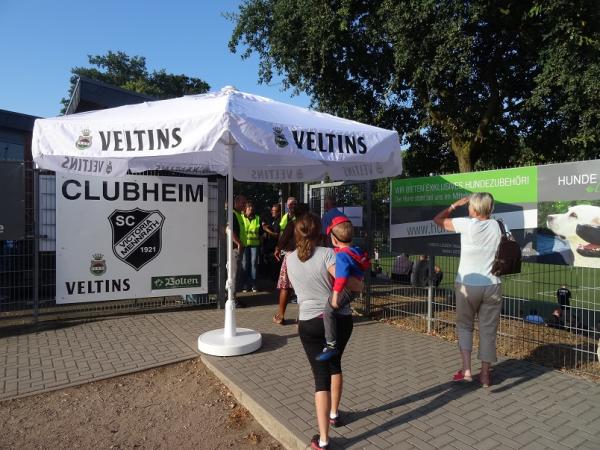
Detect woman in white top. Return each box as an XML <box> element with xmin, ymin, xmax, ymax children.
<box><xmin>433</xmin><ymin>193</ymin><xmax>502</xmax><ymax>388</ymax></box>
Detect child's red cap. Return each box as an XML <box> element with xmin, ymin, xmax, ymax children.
<box><xmin>326</xmin><ymin>215</ymin><xmax>351</xmax><ymax>235</ymax></box>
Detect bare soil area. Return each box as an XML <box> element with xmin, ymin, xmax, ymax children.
<box><xmin>0</xmin><ymin>358</ymin><xmax>281</xmax><ymax>450</ymax></box>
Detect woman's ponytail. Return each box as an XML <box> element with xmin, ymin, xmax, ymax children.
<box><xmin>295</xmin><ymin>213</ymin><xmax>321</xmax><ymax>262</ymax></box>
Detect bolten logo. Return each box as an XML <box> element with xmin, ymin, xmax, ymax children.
<box><xmin>109</xmin><ymin>208</ymin><xmax>165</xmax><ymax>271</ymax></box>
<box><xmin>90</xmin><ymin>253</ymin><xmax>106</xmax><ymax>276</ymax></box>
<box><xmin>106</xmin><ymin>161</ymin><xmax>113</xmax><ymax>175</ymax></box>
<box><xmin>76</xmin><ymin>129</ymin><xmax>93</xmax><ymax>150</ymax></box>
<box><xmin>273</xmin><ymin>127</ymin><xmax>288</xmax><ymax>148</ymax></box>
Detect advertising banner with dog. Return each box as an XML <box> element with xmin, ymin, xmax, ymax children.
<box><xmin>391</xmin><ymin>159</ymin><xmax>600</xmax><ymax>269</ymax></box>
<box><xmin>55</xmin><ymin>174</ymin><xmax>208</xmax><ymax>304</ymax></box>
<box><xmin>538</xmin><ymin>160</ymin><xmax>600</xmax><ymax>268</ymax></box>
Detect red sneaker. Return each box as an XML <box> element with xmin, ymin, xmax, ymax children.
<box><xmin>452</xmin><ymin>370</ymin><xmax>473</xmax><ymax>382</ymax></box>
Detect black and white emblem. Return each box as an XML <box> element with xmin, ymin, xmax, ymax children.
<box><xmin>109</xmin><ymin>208</ymin><xmax>165</xmax><ymax>271</ymax></box>
<box><xmin>273</xmin><ymin>127</ymin><xmax>288</xmax><ymax>148</ymax></box>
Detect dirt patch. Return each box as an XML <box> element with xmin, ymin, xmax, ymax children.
<box><xmin>0</xmin><ymin>358</ymin><xmax>281</xmax><ymax>450</ymax></box>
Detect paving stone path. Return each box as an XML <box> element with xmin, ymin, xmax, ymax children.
<box><xmin>2</xmin><ymin>304</ymin><xmax>600</xmax><ymax>449</ymax></box>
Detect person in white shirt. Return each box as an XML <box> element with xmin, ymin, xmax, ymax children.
<box><xmin>433</xmin><ymin>192</ymin><xmax>502</xmax><ymax>388</ymax></box>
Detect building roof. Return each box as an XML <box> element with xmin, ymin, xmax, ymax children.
<box><xmin>65</xmin><ymin>77</ymin><xmax>157</xmax><ymax>115</ymax></box>
<box><xmin>0</xmin><ymin>109</ymin><xmax>39</xmax><ymax>132</ymax></box>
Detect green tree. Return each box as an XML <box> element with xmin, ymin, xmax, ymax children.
<box><xmin>229</xmin><ymin>0</ymin><xmax>599</xmax><ymax>173</ymax></box>
<box><xmin>62</xmin><ymin>52</ymin><xmax>292</xmax><ymax>213</ymax></box>
<box><xmin>233</xmin><ymin>181</ymin><xmax>281</xmax><ymax>218</ymax></box>
<box><xmin>61</xmin><ymin>51</ymin><xmax>210</xmax><ymax>112</ymax></box>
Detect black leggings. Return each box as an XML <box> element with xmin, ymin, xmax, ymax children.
<box><xmin>298</xmin><ymin>314</ymin><xmax>354</xmax><ymax>392</ymax></box>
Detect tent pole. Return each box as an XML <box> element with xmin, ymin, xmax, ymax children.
<box><xmin>224</xmin><ymin>141</ymin><xmax>236</xmax><ymax>338</ymax></box>
<box><xmin>197</xmin><ymin>137</ymin><xmax>260</xmax><ymax>356</ymax></box>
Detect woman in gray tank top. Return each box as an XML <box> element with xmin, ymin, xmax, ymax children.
<box><xmin>286</xmin><ymin>213</ymin><xmax>362</xmax><ymax>450</ymax></box>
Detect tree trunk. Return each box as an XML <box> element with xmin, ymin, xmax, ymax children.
<box><xmin>451</xmin><ymin>136</ymin><xmax>474</xmax><ymax>173</ymax></box>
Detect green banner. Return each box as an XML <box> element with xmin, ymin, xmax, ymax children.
<box><xmin>391</xmin><ymin>166</ymin><xmax>538</xmax><ymax>207</ymax></box>
<box><xmin>151</xmin><ymin>274</ymin><xmax>202</xmax><ymax>290</ymax></box>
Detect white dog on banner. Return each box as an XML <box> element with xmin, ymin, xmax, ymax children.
<box><xmin>547</xmin><ymin>204</ymin><xmax>600</xmax><ymax>268</ymax></box>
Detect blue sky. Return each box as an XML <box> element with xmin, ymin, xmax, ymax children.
<box><xmin>0</xmin><ymin>0</ymin><xmax>310</xmax><ymax>118</ymax></box>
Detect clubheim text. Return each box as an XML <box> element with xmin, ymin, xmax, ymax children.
<box><xmin>99</xmin><ymin>128</ymin><xmax>182</xmax><ymax>151</ymax></box>
<box><xmin>62</xmin><ymin>180</ymin><xmax>203</xmax><ymax>202</ymax></box>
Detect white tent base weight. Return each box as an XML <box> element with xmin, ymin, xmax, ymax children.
<box><xmin>197</xmin><ymin>329</ymin><xmax>262</xmax><ymax>356</ymax></box>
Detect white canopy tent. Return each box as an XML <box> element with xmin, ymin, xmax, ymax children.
<box><xmin>32</xmin><ymin>86</ymin><xmax>402</xmax><ymax>356</ymax></box>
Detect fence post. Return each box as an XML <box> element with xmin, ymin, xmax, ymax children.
<box><xmin>32</xmin><ymin>168</ymin><xmax>40</xmax><ymax>324</ymax></box>
<box><xmin>364</xmin><ymin>180</ymin><xmax>373</xmax><ymax>316</ymax></box>
<box><xmin>427</xmin><ymin>254</ymin><xmax>435</xmax><ymax>334</ymax></box>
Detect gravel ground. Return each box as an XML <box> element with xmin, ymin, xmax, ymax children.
<box><xmin>0</xmin><ymin>358</ymin><xmax>281</xmax><ymax>450</ymax></box>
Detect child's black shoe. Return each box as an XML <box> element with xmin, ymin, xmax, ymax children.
<box><xmin>310</xmin><ymin>434</ymin><xmax>330</xmax><ymax>449</ymax></box>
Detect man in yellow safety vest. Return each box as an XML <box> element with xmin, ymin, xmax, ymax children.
<box><xmin>279</xmin><ymin>197</ymin><xmax>297</xmax><ymax>234</ymax></box>
<box><xmin>241</xmin><ymin>200</ymin><xmax>262</xmax><ymax>292</ymax></box>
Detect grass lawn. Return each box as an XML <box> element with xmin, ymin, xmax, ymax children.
<box><xmin>377</xmin><ymin>253</ymin><xmax>600</xmax><ymax>312</ymax></box>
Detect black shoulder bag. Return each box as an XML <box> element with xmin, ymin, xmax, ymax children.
<box><xmin>491</xmin><ymin>220</ymin><xmax>522</xmax><ymax>276</ymax></box>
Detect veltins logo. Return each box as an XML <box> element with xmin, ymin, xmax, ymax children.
<box><xmin>273</xmin><ymin>127</ymin><xmax>288</xmax><ymax>148</ymax></box>
<box><xmin>76</xmin><ymin>129</ymin><xmax>92</xmax><ymax>150</ymax></box>
<box><xmin>89</xmin><ymin>253</ymin><xmax>106</xmax><ymax>276</ymax></box>
<box><xmin>109</xmin><ymin>208</ymin><xmax>165</xmax><ymax>271</ymax></box>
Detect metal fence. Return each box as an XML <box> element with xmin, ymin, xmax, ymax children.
<box><xmin>307</xmin><ymin>180</ymin><xmax>374</xmax><ymax>314</ymax></box>
<box><xmin>0</xmin><ymin>162</ymin><xmax>222</xmax><ymax>328</ymax></box>
<box><xmin>306</xmin><ymin>180</ymin><xmax>600</xmax><ymax>378</ymax></box>
<box><xmin>369</xmin><ymin>252</ymin><xmax>600</xmax><ymax>378</ymax></box>
<box><xmin>4</xmin><ymin>170</ymin><xmax>600</xmax><ymax>377</ymax></box>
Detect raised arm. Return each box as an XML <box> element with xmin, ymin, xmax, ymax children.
<box><xmin>433</xmin><ymin>196</ymin><xmax>470</xmax><ymax>232</ymax></box>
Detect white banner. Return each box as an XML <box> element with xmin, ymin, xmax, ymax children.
<box><xmin>56</xmin><ymin>174</ymin><xmax>208</xmax><ymax>304</ymax></box>
<box><xmin>390</xmin><ymin>209</ymin><xmax>538</xmax><ymax>239</ymax></box>
<box><xmin>340</xmin><ymin>206</ymin><xmax>364</xmax><ymax>227</ymax></box>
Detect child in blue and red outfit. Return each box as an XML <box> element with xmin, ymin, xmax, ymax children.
<box><xmin>317</xmin><ymin>216</ymin><xmax>370</xmax><ymax>362</ymax></box>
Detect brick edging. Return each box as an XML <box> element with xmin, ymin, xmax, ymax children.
<box><xmin>201</xmin><ymin>355</ymin><xmax>306</xmax><ymax>450</ymax></box>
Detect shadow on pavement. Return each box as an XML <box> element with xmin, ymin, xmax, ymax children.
<box><xmin>335</xmin><ymin>358</ymin><xmax>549</xmax><ymax>448</ymax></box>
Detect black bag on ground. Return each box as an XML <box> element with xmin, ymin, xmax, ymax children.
<box><xmin>491</xmin><ymin>220</ymin><xmax>522</xmax><ymax>276</ymax></box>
